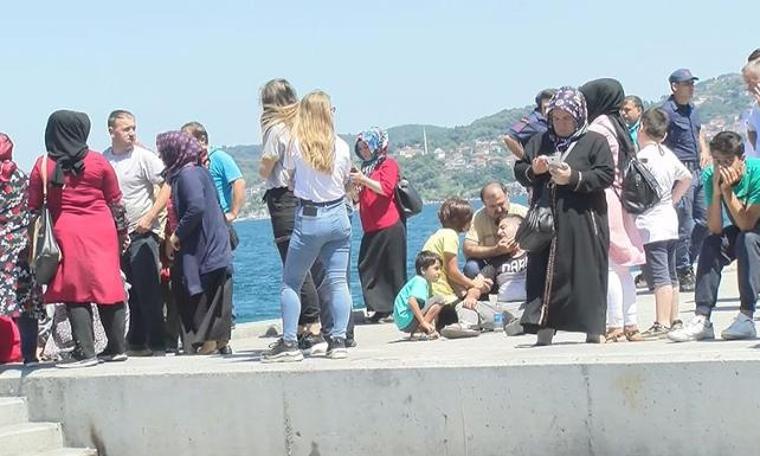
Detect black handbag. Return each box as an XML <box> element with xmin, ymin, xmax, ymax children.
<box><xmin>31</xmin><ymin>155</ymin><xmax>62</xmax><ymax>285</ymax></box>
<box><xmin>395</xmin><ymin>176</ymin><xmax>423</xmax><ymax>218</ymax></box>
<box><xmin>514</xmin><ymin>185</ymin><xmax>555</xmax><ymax>253</ymax></box>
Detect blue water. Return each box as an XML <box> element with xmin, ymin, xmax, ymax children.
<box><xmin>232</xmin><ymin>196</ymin><xmax>528</xmax><ymax>322</ymax></box>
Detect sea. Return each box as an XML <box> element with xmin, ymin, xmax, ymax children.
<box><xmin>232</xmin><ymin>195</ymin><xmax>528</xmax><ymax>323</ymax></box>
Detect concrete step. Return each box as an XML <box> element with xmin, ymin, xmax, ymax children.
<box><xmin>0</xmin><ymin>396</ymin><xmax>28</xmax><ymax>426</ymax></box>
<box><xmin>27</xmin><ymin>449</ymin><xmax>98</xmax><ymax>456</ymax></box>
<box><xmin>0</xmin><ymin>422</ymin><xmax>63</xmax><ymax>456</ymax></box>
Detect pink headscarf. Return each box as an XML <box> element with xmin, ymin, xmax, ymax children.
<box><xmin>0</xmin><ymin>133</ymin><xmax>17</xmax><ymax>184</ymax></box>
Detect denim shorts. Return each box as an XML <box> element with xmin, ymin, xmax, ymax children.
<box><xmin>644</xmin><ymin>240</ymin><xmax>678</xmax><ymax>289</ymax></box>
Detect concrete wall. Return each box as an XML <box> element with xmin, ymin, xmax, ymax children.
<box><xmin>2</xmin><ymin>361</ymin><xmax>760</xmax><ymax>456</ymax></box>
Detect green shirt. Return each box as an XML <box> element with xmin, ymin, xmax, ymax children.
<box><xmin>703</xmin><ymin>157</ymin><xmax>760</xmax><ymax>226</ymax></box>
<box><xmin>393</xmin><ymin>275</ymin><xmax>431</xmax><ymax>330</ymax></box>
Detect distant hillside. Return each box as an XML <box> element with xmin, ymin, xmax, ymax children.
<box><xmin>225</xmin><ymin>73</ymin><xmax>754</xmax><ymax>219</ymax></box>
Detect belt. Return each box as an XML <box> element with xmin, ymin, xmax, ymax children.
<box><xmin>299</xmin><ymin>197</ymin><xmax>344</xmax><ymax>207</ymax></box>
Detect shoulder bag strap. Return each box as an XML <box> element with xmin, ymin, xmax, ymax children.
<box><xmin>41</xmin><ymin>155</ymin><xmax>48</xmax><ymax>204</ymax></box>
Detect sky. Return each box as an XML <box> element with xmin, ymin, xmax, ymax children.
<box><xmin>1</xmin><ymin>0</ymin><xmax>757</xmax><ymax>169</ymax></box>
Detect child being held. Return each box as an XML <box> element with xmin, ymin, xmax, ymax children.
<box><xmin>393</xmin><ymin>251</ymin><xmax>445</xmax><ymax>338</ymax></box>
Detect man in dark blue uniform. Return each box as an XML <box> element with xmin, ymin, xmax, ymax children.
<box><xmin>660</xmin><ymin>68</ymin><xmax>711</xmax><ymax>292</ymax></box>
<box><xmin>503</xmin><ymin>89</ymin><xmax>556</xmax><ymax>159</ymax></box>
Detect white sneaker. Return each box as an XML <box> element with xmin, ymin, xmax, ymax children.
<box><xmin>721</xmin><ymin>313</ymin><xmax>757</xmax><ymax>340</ymax></box>
<box><xmin>668</xmin><ymin>315</ymin><xmax>715</xmax><ymax>342</ymax></box>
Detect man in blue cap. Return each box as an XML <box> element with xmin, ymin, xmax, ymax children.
<box><xmin>660</xmin><ymin>68</ymin><xmax>711</xmax><ymax>292</ymax></box>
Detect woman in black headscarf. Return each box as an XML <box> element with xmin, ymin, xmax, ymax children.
<box><xmin>580</xmin><ymin>79</ymin><xmax>646</xmax><ymax>342</ymax></box>
<box><xmin>28</xmin><ymin>110</ymin><xmax>129</xmax><ymax>367</ymax></box>
<box><xmin>514</xmin><ymin>87</ymin><xmax>615</xmax><ymax>346</ymax></box>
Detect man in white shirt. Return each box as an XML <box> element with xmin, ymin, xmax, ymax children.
<box><xmin>743</xmin><ymin>53</ymin><xmax>760</xmax><ymax>156</ymax></box>
<box><xmin>103</xmin><ymin>110</ymin><xmax>169</xmax><ymax>357</ymax></box>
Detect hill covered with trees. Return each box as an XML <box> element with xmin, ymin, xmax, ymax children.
<box><xmin>227</xmin><ymin>73</ymin><xmax>753</xmax><ymax>219</ymax></box>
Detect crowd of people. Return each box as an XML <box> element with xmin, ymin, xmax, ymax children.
<box><xmin>2</xmin><ymin>49</ymin><xmax>760</xmax><ymax>365</ymax></box>
<box><xmin>0</xmin><ymin>109</ymin><xmax>244</xmax><ymax>366</ymax></box>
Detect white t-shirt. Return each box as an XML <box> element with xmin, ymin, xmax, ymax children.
<box><xmin>481</xmin><ymin>252</ymin><xmax>528</xmax><ymax>303</ymax></box>
<box><xmin>285</xmin><ymin>135</ymin><xmax>351</xmax><ymax>203</ymax></box>
<box><xmin>495</xmin><ymin>251</ymin><xmax>527</xmax><ymax>303</ymax></box>
<box><xmin>634</xmin><ymin>143</ymin><xmax>691</xmax><ymax>244</ymax></box>
<box><xmin>103</xmin><ymin>145</ymin><xmax>165</xmax><ymax>234</ymax></box>
<box><xmin>261</xmin><ymin>123</ymin><xmax>292</xmax><ymax>190</ymax></box>
<box><xmin>746</xmin><ymin>105</ymin><xmax>760</xmax><ymax>158</ymax></box>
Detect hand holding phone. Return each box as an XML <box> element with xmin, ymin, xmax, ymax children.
<box><xmin>546</xmin><ymin>154</ymin><xmax>563</xmax><ymax>167</ymax></box>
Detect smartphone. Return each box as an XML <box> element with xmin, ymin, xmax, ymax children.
<box><xmin>546</xmin><ymin>154</ymin><xmax>562</xmax><ymax>167</ymax></box>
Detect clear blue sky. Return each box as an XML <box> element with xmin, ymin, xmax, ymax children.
<box><xmin>1</xmin><ymin>0</ymin><xmax>757</xmax><ymax>169</ymax></box>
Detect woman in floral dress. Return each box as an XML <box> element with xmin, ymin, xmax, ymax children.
<box><xmin>0</xmin><ymin>132</ymin><xmax>43</xmax><ymax>364</ymax></box>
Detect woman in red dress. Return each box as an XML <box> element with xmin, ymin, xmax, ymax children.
<box><xmin>28</xmin><ymin>110</ymin><xmax>129</xmax><ymax>367</ymax></box>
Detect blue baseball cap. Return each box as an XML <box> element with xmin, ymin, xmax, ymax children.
<box><xmin>669</xmin><ymin>68</ymin><xmax>699</xmax><ymax>84</ymax></box>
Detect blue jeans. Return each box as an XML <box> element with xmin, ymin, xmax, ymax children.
<box><xmin>676</xmin><ymin>164</ymin><xmax>708</xmax><ymax>272</ymax></box>
<box><xmin>463</xmin><ymin>259</ymin><xmax>485</xmax><ymax>279</ymax></box>
<box><xmin>281</xmin><ymin>201</ymin><xmax>352</xmax><ymax>342</ymax></box>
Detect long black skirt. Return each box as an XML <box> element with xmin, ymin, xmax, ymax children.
<box><xmin>358</xmin><ymin>221</ymin><xmax>407</xmax><ymax>314</ymax></box>
<box><xmin>176</xmin><ymin>267</ymin><xmax>233</xmax><ymax>350</ymax></box>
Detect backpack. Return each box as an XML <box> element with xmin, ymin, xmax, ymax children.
<box><xmin>617</xmin><ymin>146</ymin><xmax>662</xmax><ymax>215</ymax></box>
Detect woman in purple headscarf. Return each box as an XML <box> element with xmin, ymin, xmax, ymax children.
<box><xmin>157</xmin><ymin>131</ymin><xmax>232</xmax><ymax>355</ymax></box>
<box><xmin>514</xmin><ymin>87</ymin><xmax>615</xmax><ymax>345</ymax></box>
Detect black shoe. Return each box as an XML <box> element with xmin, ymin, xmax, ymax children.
<box><xmin>367</xmin><ymin>311</ymin><xmax>391</xmax><ymax>324</ymax></box>
<box><xmin>218</xmin><ymin>345</ymin><xmax>233</xmax><ymax>355</ymax></box>
<box><xmin>345</xmin><ymin>337</ymin><xmax>357</xmax><ymax>348</ymax></box>
<box><xmin>98</xmin><ymin>351</ymin><xmax>128</xmax><ymax>362</ymax></box>
<box><xmin>326</xmin><ymin>337</ymin><xmax>348</xmax><ymax>360</ymax></box>
<box><xmin>262</xmin><ymin>338</ymin><xmax>303</xmax><ymax>363</ymax></box>
<box><xmin>298</xmin><ymin>333</ymin><xmax>328</xmax><ymax>356</ymax></box>
<box><xmin>678</xmin><ymin>269</ymin><xmax>695</xmax><ymax>293</ymax></box>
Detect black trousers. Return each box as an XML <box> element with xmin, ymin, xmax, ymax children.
<box><xmin>67</xmin><ymin>303</ymin><xmax>126</xmax><ymax>359</ymax></box>
<box><xmin>123</xmin><ymin>232</ymin><xmax>165</xmax><ymax>351</ymax></box>
<box><xmin>15</xmin><ymin>313</ymin><xmax>39</xmax><ymax>363</ymax></box>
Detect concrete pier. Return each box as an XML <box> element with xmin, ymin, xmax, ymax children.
<box><xmin>2</xmin><ymin>268</ymin><xmax>760</xmax><ymax>456</ymax></box>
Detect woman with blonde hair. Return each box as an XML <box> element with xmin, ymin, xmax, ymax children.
<box><xmin>263</xmin><ymin>90</ymin><xmax>353</xmax><ymax>362</ymax></box>
<box><xmin>259</xmin><ymin>79</ymin><xmax>328</xmax><ymax>354</ymax></box>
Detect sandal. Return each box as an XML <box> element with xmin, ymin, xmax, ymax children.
<box><xmin>624</xmin><ymin>326</ymin><xmax>644</xmax><ymax>342</ymax></box>
<box><xmin>605</xmin><ymin>327</ymin><xmax>625</xmax><ymax>343</ymax></box>
<box><xmin>197</xmin><ymin>340</ymin><xmax>218</xmax><ymax>355</ymax></box>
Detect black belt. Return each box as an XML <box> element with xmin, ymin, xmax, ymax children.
<box><xmin>299</xmin><ymin>197</ymin><xmax>344</xmax><ymax>207</ymax></box>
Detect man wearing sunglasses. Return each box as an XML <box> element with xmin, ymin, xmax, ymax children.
<box><xmin>660</xmin><ymin>68</ymin><xmax>711</xmax><ymax>293</ymax></box>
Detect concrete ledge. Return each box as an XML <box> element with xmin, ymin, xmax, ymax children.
<box><xmin>2</xmin><ymin>268</ymin><xmax>759</xmax><ymax>455</ymax></box>
<box><xmin>2</xmin><ymin>355</ymin><xmax>760</xmax><ymax>456</ymax></box>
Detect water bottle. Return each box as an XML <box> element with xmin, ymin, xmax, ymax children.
<box><xmin>489</xmin><ymin>294</ymin><xmax>503</xmax><ymax>331</ymax></box>
<box><xmin>493</xmin><ymin>310</ymin><xmax>504</xmax><ymax>331</ymax></box>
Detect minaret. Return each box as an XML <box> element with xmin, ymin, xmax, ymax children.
<box><xmin>423</xmin><ymin>126</ymin><xmax>429</xmax><ymax>155</ymax></box>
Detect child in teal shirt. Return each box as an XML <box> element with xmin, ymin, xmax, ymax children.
<box><xmin>394</xmin><ymin>251</ymin><xmax>444</xmax><ymax>338</ymax></box>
